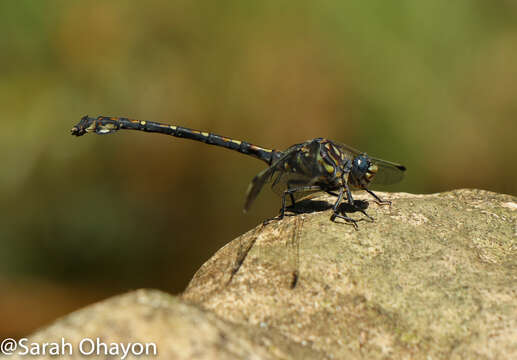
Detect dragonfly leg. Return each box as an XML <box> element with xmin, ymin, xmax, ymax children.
<box><xmin>326</xmin><ymin>190</ymin><xmax>340</xmax><ymax>197</ymax></box>
<box><xmin>330</xmin><ymin>187</ymin><xmax>359</xmax><ymax>229</ymax></box>
<box><xmin>365</xmin><ymin>188</ymin><xmax>392</xmax><ymax>206</ymax></box>
<box><xmin>280</xmin><ymin>185</ymin><xmax>322</xmax><ymax>218</ymax></box>
<box><xmin>289</xmin><ymin>193</ymin><xmax>296</xmax><ymax>207</ymax></box>
<box><xmin>344</xmin><ymin>186</ymin><xmax>374</xmax><ymax>222</ymax></box>
<box><xmin>263</xmin><ymin>185</ymin><xmax>321</xmax><ymax>225</ymax></box>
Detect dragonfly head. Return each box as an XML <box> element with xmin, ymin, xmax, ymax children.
<box><xmin>351</xmin><ymin>154</ymin><xmax>378</xmax><ymax>187</ymax></box>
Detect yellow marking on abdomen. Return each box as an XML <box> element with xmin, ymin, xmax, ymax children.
<box><xmin>250</xmin><ymin>144</ymin><xmax>271</xmax><ymax>152</ymax></box>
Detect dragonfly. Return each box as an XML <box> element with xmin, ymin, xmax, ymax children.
<box><xmin>71</xmin><ymin>115</ymin><xmax>406</xmax><ymax>228</ymax></box>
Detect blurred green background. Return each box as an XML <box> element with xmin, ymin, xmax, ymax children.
<box><xmin>1</xmin><ymin>1</ymin><xmax>516</xmax><ymax>338</ymax></box>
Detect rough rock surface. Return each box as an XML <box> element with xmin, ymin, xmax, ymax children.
<box><xmin>10</xmin><ymin>290</ymin><xmax>322</xmax><ymax>359</ymax></box>
<box><xmin>17</xmin><ymin>190</ymin><xmax>517</xmax><ymax>359</ymax></box>
<box><xmin>183</xmin><ymin>189</ymin><xmax>517</xmax><ymax>359</ymax></box>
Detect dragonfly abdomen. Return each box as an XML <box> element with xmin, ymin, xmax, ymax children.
<box><xmin>71</xmin><ymin>115</ymin><xmax>281</xmax><ymax>165</ymax></box>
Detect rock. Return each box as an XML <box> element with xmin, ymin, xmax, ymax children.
<box><xmin>10</xmin><ymin>289</ymin><xmax>322</xmax><ymax>359</ymax></box>
<box><xmin>183</xmin><ymin>189</ymin><xmax>517</xmax><ymax>359</ymax></box>
<box><xmin>15</xmin><ymin>189</ymin><xmax>517</xmax><ymax>359</ymax></box>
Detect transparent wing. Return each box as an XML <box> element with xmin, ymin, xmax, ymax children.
<box><xmin>270</xmin><ymin>169</ymin><xmax>321</xmax><ymax>201</ymax></box>
<box><xmin>334</xmin><ymin>142</ymin><xmax>362</xmax><ymax>159</ymax></box>
<box><xmin>335</xmin><ymin>142</ymin><xmax>406</xmax><ymax>186</ymax></box>
<box><xmin>244</xmin><ymin>150</ymin><xmax>292</xmax><ymax>212</ymax></box>
<box><xmin>369</xmin><ymin>157</ymin><xmax>406</xmax><ymax>185</ymax></box>
<box><xmin>244</xmin><ymin>148</ymin><xmax>319</xmax><ymax>211</ymax></box>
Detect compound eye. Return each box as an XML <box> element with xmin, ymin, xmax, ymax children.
<box><xmin>354</xmin><ymin>155</ymin><xmax>370</xmax><ymax>173</ymax></box>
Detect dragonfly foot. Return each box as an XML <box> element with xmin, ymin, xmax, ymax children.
<box><xmin>330</xmin><ymin>212</ymin><xmax>359</xmax><ymax>230</ymax></box>
<box><xmin>359</xmin><ymin>209</ymin><xmax>375</xmax><ymax>222</ymax></box>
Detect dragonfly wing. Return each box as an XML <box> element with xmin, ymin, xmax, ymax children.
<box><xmin>244</xmin><ymin>166</ymin><xmax>275</xmax><ymax>212</ymax></box>
<box><xmin>369</xmin><ymin>157</ymin><xmax>406</xmax><ymax>186</ymax></box>
<box><xmin>243</xmin><ymin>150</ymin><xmax>295</xmax><ymax>212</ymax></box>
<box><xmin>270</xmin><ymin>170</ymin><xmax>320</xmax><ymax>200</ymax></box>
<box><xmin>335</xmin><ymin>142</ymin><xmax>406</xmax><ymax>186</ymax></box>
<box><xmin>244</xmin><ymin>146</ymin><xmax>318</xmax><ymax>211</ymax></box>
<box><xmin>334</xmin><ymin>142</ymin><xmax>362</xmax><ymax>159</ymax></box>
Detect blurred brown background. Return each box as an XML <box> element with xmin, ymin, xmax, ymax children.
<box><xmin>1</xmin><ymin>1</ymin><xmax>516</xmax><ymax>338</ymax></box>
